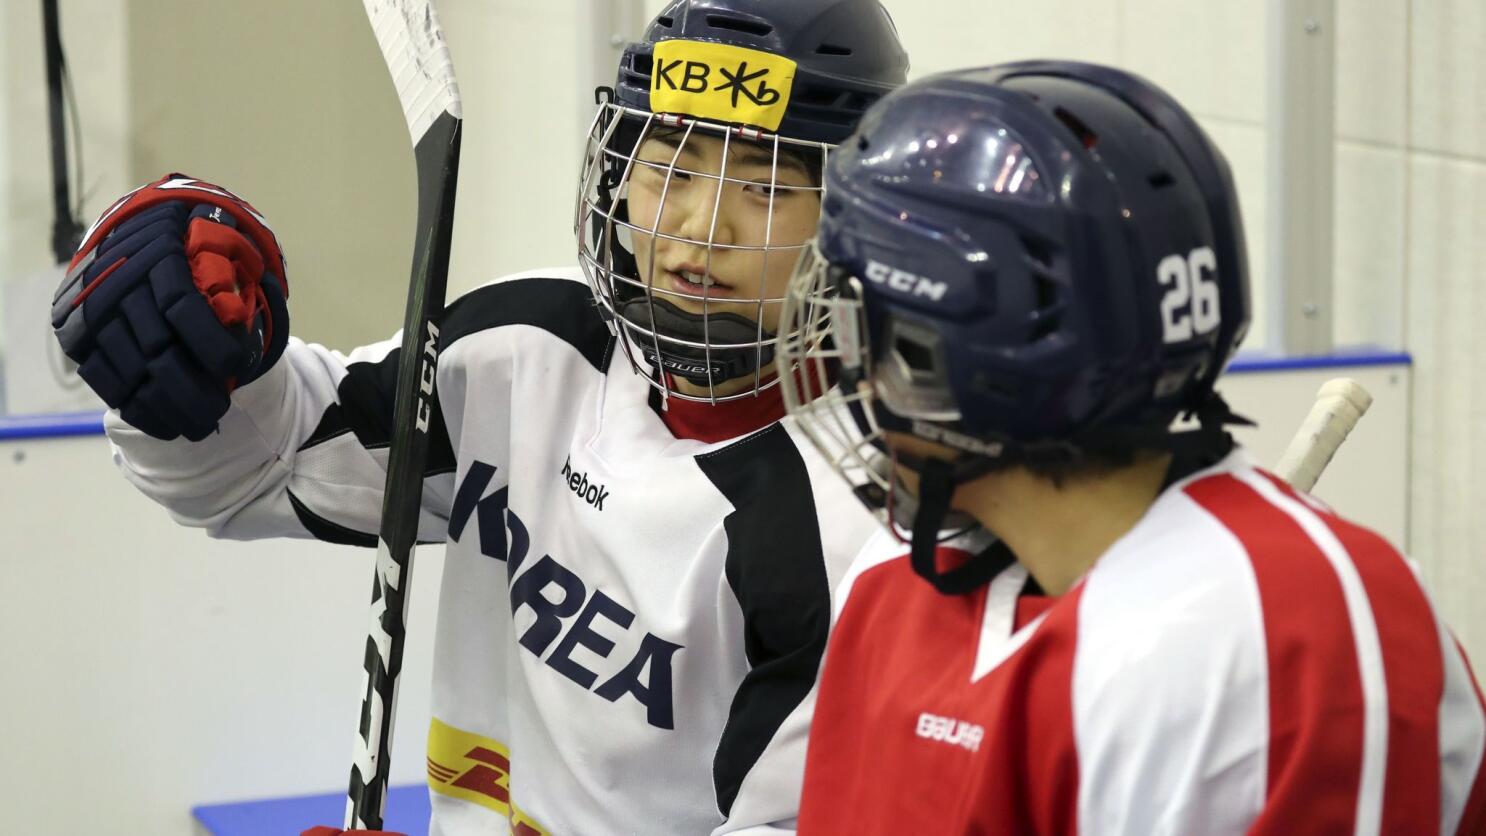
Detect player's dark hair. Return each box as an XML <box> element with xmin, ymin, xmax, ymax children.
<box><xmin>1020</xmin><ymin>448</ymin><xmax>1141</xmax><ymax>489</ymax></box>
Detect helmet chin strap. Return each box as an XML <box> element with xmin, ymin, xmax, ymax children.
<box><xmin>617</xmin><ymin>295</ymin><xmax>776</xmax><ymax>387</ymax></box>
<box><xmin>902</xmin><ymin>455</ymin><xmax>1009</xmax><ymax>595</ymax></box>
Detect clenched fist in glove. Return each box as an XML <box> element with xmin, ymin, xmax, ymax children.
<box><xmin>51</xmin><ymin>174</ymin><xmax>289</xmax><ymax>441</ymax></box>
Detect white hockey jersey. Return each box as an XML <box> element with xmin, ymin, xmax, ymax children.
<box><xmin>106</xmin><ymin>268</ymin><xmax>880</xmax><ymax>835</ymax></box>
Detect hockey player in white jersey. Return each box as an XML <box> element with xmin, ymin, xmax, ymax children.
<box><xmin>778</xmin><ymin>63</ymin><xmax>1486</xmax><ymax>833</ymax></box>
<box><xmin>48</xmin><ymin>2</ymin><xmax>909</xmax><ymax>834</ymax></box>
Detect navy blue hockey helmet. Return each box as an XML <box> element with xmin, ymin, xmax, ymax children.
<box><xmin>782</xmin><ymin>60</ymin><xmax>1250</xmax><ymax>471</ymax></box>
<box><xmin>577</xmin><ymin>0</ymin><xmax>909</xmax><ymax>404</ymax></box>
<box><xmin>613</xmin><ymin>0</ymin><xmax>911</xmax><ymax>145</ymax></box>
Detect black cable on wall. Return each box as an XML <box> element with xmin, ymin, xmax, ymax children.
<box><xmin>42</xmin><ymin>0</ymin><xmax>84</xmax><ymax>265</ymax></box>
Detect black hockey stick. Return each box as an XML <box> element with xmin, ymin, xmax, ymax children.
<box><xmin>348</xmin><ymin>1</ymin><xmax>462</xmax><ymax>829</ymax></box>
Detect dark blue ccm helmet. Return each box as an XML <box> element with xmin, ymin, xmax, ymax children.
<box><xmin>780</xmin><ymin>62</ymin><xmax>1251</xmax><ymax>587</ymax></box>
<box><xmin>799</xmin><ymin>60</ymin><xmax>1249</xmax><ymax>455</ymax></box>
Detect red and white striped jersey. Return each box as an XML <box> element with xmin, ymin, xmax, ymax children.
<box><xmin>799</xmin><ymin>450</ymin><xmax>1486</xmax><ymax>835</ymax></box>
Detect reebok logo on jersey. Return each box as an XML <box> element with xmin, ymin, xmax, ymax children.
<box><xmin>916</xmin><ymin>712</ymin><xmax>984</xmax><ymax>753</ymax></box>
<box><xmin>561</xmin><ymin>457</ymin><xmax>610</xmax><ymax>511</ymax></box>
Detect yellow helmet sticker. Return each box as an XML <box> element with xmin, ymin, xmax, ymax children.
<box><xmin>650</xmin><ymin>40</ymin><xmax>798</xmax><ymax>132</ymax></box>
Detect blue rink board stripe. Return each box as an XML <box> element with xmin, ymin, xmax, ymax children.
<box><xmin>191</xmin><ymin>784</ymin><xmax>431</xmax><ymax>835</ymax></box>
<box><xmin>0</xmin><ymin>352</ymin><xmax>1412</xmax><ymax>442</ymax></box>
<box><xmin>1227</xmin><ymin>349</ymin><xmax>1412</xmax><ymax>374</ymax></box>
<box><xmin>0</xmin><ymin>410</ymin><xmax>105</xmax><ymax>441</ymax></box>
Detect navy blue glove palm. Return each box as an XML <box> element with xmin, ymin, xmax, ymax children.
<box><xmin>52</xmin><ymin>175</ymin><xmax>289</xmax><ymax>441</ymax></box>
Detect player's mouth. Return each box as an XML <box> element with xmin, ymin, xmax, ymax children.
<box><xmin>663</xmin><ymin>263</ymin><xmax>736</xmax><ymax>300</ymax></box>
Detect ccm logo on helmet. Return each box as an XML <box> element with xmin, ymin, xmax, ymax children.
<box><xmin>865</xmin><ymin>260</ymin><xmax>948</xmax><ymax>302</ymax></box>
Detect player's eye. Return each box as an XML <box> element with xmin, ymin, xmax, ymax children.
<box><xmin>632</xmin><ymin>160</ymin><xmax>692</xmax><ymax>187</ymax></box>
<box><xmin>747</xmin><ymin>180</ymin><xmax>814</xmax><ymax>201</ymax></box>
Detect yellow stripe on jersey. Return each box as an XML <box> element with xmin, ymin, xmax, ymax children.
<box><xmin>650</xmin><ymin>40</ymin><xmax>797</xmax><ymax>132</ymax></box>
<box><xmin>426</xmin><ymin>716</ymin><xmax>550</xmax><ymax>835</ymax></box>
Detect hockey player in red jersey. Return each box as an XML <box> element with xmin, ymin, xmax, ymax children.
<box><xmin>779</xmin><ymin>62</ymin><xmax>1486</xmax><ymax>834</ymax></box>
<box><xmin>49</xmin><ymin>3</ymin><xmax>913</xmax><ymax>835</ymax></box>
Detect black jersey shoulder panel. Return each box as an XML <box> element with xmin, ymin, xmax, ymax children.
<box><xmin>440</xmin><ymin>277</ymin><xmax>614</xmax><ymax>372</ymax></box>
<box><xmin>694</xmin><ymin>423</ymin><xmax>831</xmax><ymax>818</ymax></box>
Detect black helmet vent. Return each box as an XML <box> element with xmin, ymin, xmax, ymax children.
<box><xmin>894</xmin><ymin>333</ymin><xmax>938</xmax><ymax>374</ymax></box>
<box><xmin>1020</xmin><ymin>235</ymin><xmax>1055</xmax><ymax>271</ymax></box>
<box><xmin>1148</xmin><ymin>171</ymin><xmax>1176</xmax><ymax>190</ymax></box>
<box><xmin>794</xmin><ymin>86</ymin><xmax>845</xmax><ymax>108</ymax></box>
<box><xmin>1054</xmin><ymin>107</ymin><xmax>1099</xmax><ymax>150</ymax></box>
<box><xmin>1030</xmin><ymin>274</ymin><xmax>1063</xmax><ymax>343</ymax></box>
<box><xmin>817</xmin><ymin>43</ymin><xmax>854</xmax><ymax>56</ymax></box>
<box><xmin>706</xmin><ymin>15</ymin><xmax>774</xmax><ymax>37</ymax></box>
<box><xmin>656</xmin><ymin>15</ymin><xmax>675</xmax><ymax>28</ymax></box>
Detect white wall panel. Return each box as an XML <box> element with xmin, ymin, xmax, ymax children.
<box><xmin>1</xmin><ymin>0</ymin><xmax>132</xmax><ymax>280</ymax></box>
<box><xmin>440</xmin><ymin>0</ymin><xmax>589</xmax><ymax>300</ymax></box>
<box><xmin>1333</xmin><ymin>142</ymin><xmax>1406</xmax><ymax>348</ymax></box>
<box><xmin>0</xmin><ymin>436</ymin><xmax>442</xmax><ymax>836</ymax></box>
<box><xmin>1410</xmin><ymin>0</ymin><xmax>1486</xmax><ymax>158</ymax></box>
<box><xmin>1335</xmin><ymin>0</ymin><xmax>1407</xmax><ymax>146</ymax></box>
<box><xmin>1119</xmin><ymin>0</ymin><xmax>1267</xmax><ymax>124</ymax></box>
<box><xmin>890</xmin><ymin>1</ymin><xmax>1120</xmax><ymax>79</ymax></box>
<box><xmin>1199</xmin><ymin>118</ymin><xmax>1269</xmax><ymax>350</ymax></box>
<box><xmin>1406</xmin><ymin>154</ymin><xmax>1486</xmax><ymax>667</ymax></box>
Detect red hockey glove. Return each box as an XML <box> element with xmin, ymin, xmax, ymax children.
<box><xmin>51</xmin><ymin>173</ymin><xmax>290</xmax><ymax>440</ymax></box>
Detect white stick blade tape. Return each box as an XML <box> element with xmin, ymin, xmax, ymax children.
<box><xmin>1274</xmin><ymin>377</ymin><xmax>1374</xmax><ymax>493</ymax></box>
<box><xmin>363</xmin><ymin>0</ymin><xmax>463</xmax><ymax>142</ymax></box>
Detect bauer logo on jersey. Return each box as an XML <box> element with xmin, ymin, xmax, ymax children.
<box><xmin>651</xmin><ymin>40</ymin><xmax>797</xmax><ymax>132</ymax></box>
<box><xmin>915</xmin><ymin>712</ymin><xmax>985</xmax><ymax>753</ymax></box>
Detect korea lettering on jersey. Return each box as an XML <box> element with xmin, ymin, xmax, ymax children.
<box><xmin>448</xmin><ymin>460</ymin><xmax>682</xmax><ymax>730</ymax></box>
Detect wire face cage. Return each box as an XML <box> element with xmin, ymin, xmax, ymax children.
<box><xmin>779</xmin><ymin>244</ymin><xmax>988</xmax><ymax>539</ymax></box>
<box><xmin>776</xmin><ymin>241</ymin><xmax>895</xmax><ymax>524</ymax></box>
<box><xmin>576</xmin><ymin>100</ymin><xmax>833</xmax><ymax>404</ymax></box>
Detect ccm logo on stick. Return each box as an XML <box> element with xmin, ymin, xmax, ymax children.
<box><xmin>865</xmin><ymin>260</ymin><xmax>948</xmax><ymax>301</ymax></box>
<box><xmin>415</xmin><ymin>319</ymin><xmax>440</xmax><ymax>433</ymax></box>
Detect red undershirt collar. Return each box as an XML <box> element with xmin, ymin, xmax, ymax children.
<box><xmin>658</xmin><ymin>378</ymin><xmax>787</xmax><ymax>444</ymax></box>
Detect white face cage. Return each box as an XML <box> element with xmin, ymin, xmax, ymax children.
<box><xmin>779</xmin><ymin>242</ymin><xmax>987</xmax><ymax>540</ymax></box>
<box><xmin>576</xmin><ymin>100</ymin><xmax>832</xmax><ymax>404</ymax></box>
<box><xmin>777</xmin><ymin>240</ymin><xmax>896</xmax><ymax>527</ymax></box>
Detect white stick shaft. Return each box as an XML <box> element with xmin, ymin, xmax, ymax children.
<box><xmin>1275</xmin><ymin>377</ymin><xmax>1373</xmax><ymax>492</ymax></box>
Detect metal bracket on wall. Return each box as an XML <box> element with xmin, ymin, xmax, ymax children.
<box><xmin>580</xmin><ymin>0</ymin><xmax>650</xmax><ymax>130</ymax></box>
<box><xmin>1266</xmin><ymin>0</ymin><xmax>1337</xmax><ymax>356</ymax></box>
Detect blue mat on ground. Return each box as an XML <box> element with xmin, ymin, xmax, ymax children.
<box><xmin>192</xmin><ymin>784</ymin><xmax>430</xmax><ymax>835</ymax></box>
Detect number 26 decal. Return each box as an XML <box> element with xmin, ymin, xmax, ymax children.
<box><xmin>1158</xmin><ymin>246</ymin><xmax>1220</xmax><ymax>343</ymax></box>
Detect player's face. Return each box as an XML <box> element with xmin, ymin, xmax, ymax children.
<box><xmin>625</xmin><ymin>131</ymin><xmax>822</xmax><ymax>339</ymax></box>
